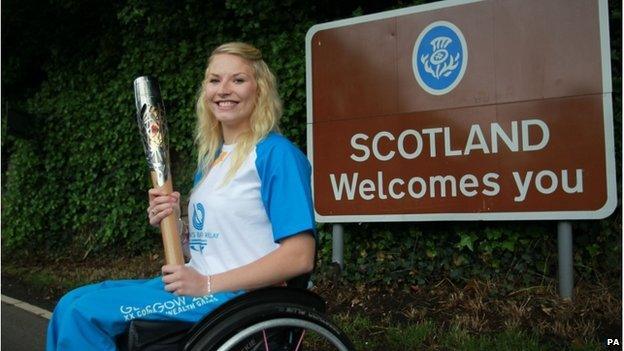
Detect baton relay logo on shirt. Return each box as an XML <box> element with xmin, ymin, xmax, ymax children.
<box><xmin>189</xmin><ymin>202</ymin><xmax>219</xmax><ymax>253</ymax></box>
<box><xmin>413</xmin><ymin>20</ymin><xmax>467</xmax><ymax>95</ymax></box>
<box><xmin>191</xmin><ymin>203</ymin><xmax>205</xmax><ymax>231</ymax></box>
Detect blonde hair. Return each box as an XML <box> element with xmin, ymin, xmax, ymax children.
<box><xmin>194</xmin><ymin>42</ymin><xmax>282</xmax><ymax>185</ymax></box>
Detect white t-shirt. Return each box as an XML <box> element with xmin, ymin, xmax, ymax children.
<box><xmin>187</xmin><ymin>132</ymin><xmax>314</xmax><ymax>276</ymax></box>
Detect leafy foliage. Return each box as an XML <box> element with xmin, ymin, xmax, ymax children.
<box><xmin>317</xmin><ymin>222</ymin><xmax>563</xmax><ymax>288</ymax></box>
<box><xmin>1</xmin><ymin>0</ymin><xmax>620</xmax><ymax>288</ymax></box>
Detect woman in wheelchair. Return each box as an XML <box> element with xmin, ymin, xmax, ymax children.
<box><xmin>47</xmin><ymin>42</ymin><xmax>352</xmax><ymax>351</ymax></box>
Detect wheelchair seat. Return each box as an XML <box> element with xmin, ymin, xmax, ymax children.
<box><xmin>118</xmin><ymin>318</ymin><xmax>194</xmax><ymax>351</ymax></box>
<box><xmin>117</xmin><ymin>286</ymin><xmax>352</xmax><ymax>351</ymax></box>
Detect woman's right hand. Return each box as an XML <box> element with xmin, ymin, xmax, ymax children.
<box><xmin>147</xmin><ymin>188</ymin><xmax>180</xmax><ymax>228</ymax></box>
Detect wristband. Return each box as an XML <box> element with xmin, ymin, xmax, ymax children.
<box><xmin>206</xmin><ymin>275</ymin><xmax>212</xmax><ymax>296</ymax></box>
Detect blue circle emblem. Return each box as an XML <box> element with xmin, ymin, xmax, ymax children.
<box><xmin>413</xmin><ymin>21</ymin><xmax>467</xmax><ymax>95</ymax></box>
<box><xmin>192</xmin><ymin>203</ymin><xmax>205</xmax><ymax>231</ymax></box>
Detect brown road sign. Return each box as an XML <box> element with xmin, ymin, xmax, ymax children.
<box><xmin>306</xmin><ymin>0</ymin><xmax>616</xmax><ymax>222</ymax></box>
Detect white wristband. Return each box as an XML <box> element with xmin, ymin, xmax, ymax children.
<box><xmin>206</xmin><ymin>275</ymin><xmax>212</xmax><ymax>296</ymax></box>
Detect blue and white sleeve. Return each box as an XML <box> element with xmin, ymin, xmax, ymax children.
<box><xmin>256</xmin><ymin>137</ymin><xmax>315</xmax><ymax>243</ymax></box>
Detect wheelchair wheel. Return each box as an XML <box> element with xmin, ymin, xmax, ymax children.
<box><xmin>186</xmin><ymin>302</ymin><xmax>354</xmax><ymax>351</ymax></box>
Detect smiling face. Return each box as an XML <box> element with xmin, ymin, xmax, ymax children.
<box><xmin>204</xmin><ymin>53</ymin><xmax>258</xmax><ymax>142</ymax></box>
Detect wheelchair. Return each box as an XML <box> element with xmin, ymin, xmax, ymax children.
<box><xmin>116</xmin><ymin>274</ymin><xmax>355</xmax><ymax>351</ymax></box>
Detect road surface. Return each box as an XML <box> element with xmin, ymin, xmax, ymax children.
<box><xmin>2</xmin><ymin>300</ymin><xmax>49</xmax><ymax>351</ymax></box>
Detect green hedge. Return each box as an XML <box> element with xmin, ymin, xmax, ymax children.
<box><xmin>2</xmin><ymin>0</ymin><xmax>621</xmax><ymax>287</ymax></box>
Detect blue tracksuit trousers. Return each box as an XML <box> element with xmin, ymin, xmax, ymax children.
<box><xmin>46</xmin><ymin>277</ymin><xmax>242</xmax><ymax>350</ymax></box>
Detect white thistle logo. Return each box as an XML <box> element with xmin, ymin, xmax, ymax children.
<box><xmin>421</xmin><ymin>36</ymin><xmax>460</xmax><ymax>79</ymax></box>
<box><xmin>413</xmin><ymin>21</ymin><xmax>467</xmax><ymax>95</ymax></box>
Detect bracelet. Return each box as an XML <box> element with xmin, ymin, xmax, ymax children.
<box><xmin>206</xmin><ymin>275</ymin><xmax>212</xmax><ymax>296</ymax></box>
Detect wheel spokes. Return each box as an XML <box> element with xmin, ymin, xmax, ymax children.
<box><xmin>262</xmin><ymin>329</ymin><xmax>269</xmax><ymax>351</ymax></box>
<box><xmin>294</xmin><ymin>329</ymin><xmax>306</xmax><ymax>351</ymax></box>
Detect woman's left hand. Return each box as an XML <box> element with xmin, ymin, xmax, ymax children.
<box><xmin>161</xmin><ymin>265</ymin><xmax>208</xmax><ymax>296</ymax></box>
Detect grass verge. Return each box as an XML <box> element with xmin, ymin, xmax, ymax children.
<box><xmin>331</xmin><ymin>313</ymin><xmax>604</xmax><ymax>350</ymax></box>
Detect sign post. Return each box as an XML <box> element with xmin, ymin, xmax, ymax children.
<box><xmin>306</xmin><ymin>0</ymin><xmax>615</xmax><ymax>296</ymax></box>
<box><xmin>557</xmin><ymin>221</ymin><xmax>574</xmax><ymax>300</ymax></box>
<box><xmin>332</xmin><ymin>224</ymin><xmax>344</xmax><ymax>270</ymax></box>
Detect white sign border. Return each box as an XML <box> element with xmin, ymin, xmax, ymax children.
<box><xmin>305</xmin><ymin>0</ymin><xmax>616</xmax><ymax>223</ymax></box>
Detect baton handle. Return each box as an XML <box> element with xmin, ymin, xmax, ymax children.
<box><xmin>151</xmin><ymin>171</ymin><xmax>185</xmax><ymax>265</ymax></box>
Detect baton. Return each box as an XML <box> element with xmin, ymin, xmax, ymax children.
<box><xmin>133</xmin><ymin>76</ymin><xmax>185</xmax><ymax>265</ymax></box>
